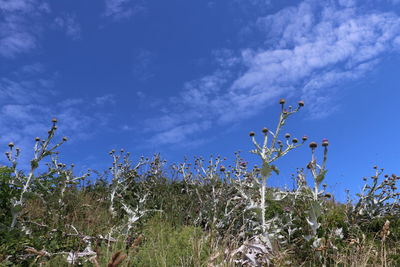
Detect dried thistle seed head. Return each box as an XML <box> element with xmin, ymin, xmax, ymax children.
<box><xmin>220</xmin><ymin>165</ymin><xmax>226</xmax><ymax>172</ymax></box>
<box><xmin>35</xmin><ymin>137</ymin><xmax>40</xmax><ymax>142</ymax></box>
<box><xmin>363</xmin><ymin>177</ymin><xmax>367</xmax><ymax>181</ymax></box>
<box><xmin>302</xmin><ymin>135</ymin><xmax>308</xmax><ymax>141</ymax></box>
<box><xmin>71</xmin><ymin>164</ymin><xmax>75</xmax><ymax>168</ymax></box>
<box><xmin>322</xmin><ymin>138</ymin><xmax>329</xmax><ymax>147</ymax></box>
<box><xmin>292</xmin><ymin>138</ymin><xmax>298</xmax><ymax>143</ymax></box>
<box><xmin>52</xmin><ymin>118</ymin><xmax>58</xmax><ymax>124</ymax></box>
<box><xmin>57</xmin><ymin>163</ymin><xmax>63</xmax><ymax>167</ymax></box>
<box><xmin>249</xmin><ymin>131</ymin><xmax>255</xmax><ymax>137</ymax></box>
<box><xmin>277</xmin><ymin>140</ymin><xmax>282</xmax><ymax>145</ymax></box>
<box><xmin>8</xmin><ymin>142</ymin><xmax>14</xmax><ymax>148</ymax></box>
<box><xmin>298</xmin><ymin>100</ymin><xmax>305</xmax><ymax>107</ymax></box>
<box><xmin>283</xmin><ymin>109</ymin><xmax>288</xmax><ymax>115</ymax></box>
<box><xmin>309</xmin><ymin>142</ymin><xmax>317</xmax><ymax>149</ymax></box>
<box><xmin>279</xmin><ymin>98</ymin><xmax>286</xmax><ymax>105</ymax></box>
<box><xmin>285</xmin><ymin>133</ymin><xmax>291</xmax><ymax>139</ymax></box>
<box><xmin>262</xmin><ymin>127</ymin><xmax>268</xmax><ymax>134</ymax></box>
<box><xmin>62</xmin><ymin>137</ymin><xmax>68</xmax><ymax>142</ymax></box>
<box><xmin>373</xmin><ymin>165</ymin><xmax>378</xmax><ymax>169</ymax></box>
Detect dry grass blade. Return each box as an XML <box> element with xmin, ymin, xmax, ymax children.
<box><xmin>25</xmin><ymin>247</ymin><xmax>47</xmax><ymax>257</ymax></box>
<box><xmin>131</xmin><ymin>234</ymin><xmax>143</xmax><ymax>249</ymax></box>
<box><xmin>107</xmin><ymin>251</ymin><xmax>127</xmax><ymax>267</ymax></box>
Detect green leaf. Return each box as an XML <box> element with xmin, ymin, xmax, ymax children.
<box><xmin>271</xmin><ymin>165</ymin><xmax>280</xmax><ymax>175</ymax></box>
<box><xmin>261</xmin><ymin>162</ymin><xmax>272</xmax><ymax>177</ymax></box>
<box><xmin>31</xmin><ymin>160</ymin><xmax>38</xmax><ymax>169</ymax></box>
<box><xmin>316</xmin><ymin>170</ymin><xmax>328</xmax><ymax>185</ymax></box>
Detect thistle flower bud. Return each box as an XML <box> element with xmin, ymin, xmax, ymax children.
<box><xmin>220</xmin><ymin>165</ymin><xmax>226</xmax><ymax>172</ymax></box>
<box><xmin>62</xmin><ymin>137</ymin><xmax>68</xmax><ymax>142</ymax></box>
<box><xmin>279</xmin><ymin>98</ymin><xmax>285</xmax><ymax>105</ymax></box>
<box><xmin>8</xmin><ymin>142</ymin><xmax>14</xmax><ymax>148</ymax></box>
<box><xmin>262</xmin><ymin>128</ymin><xmax>268</xmax><ymax>134</ymax></box>
<box><xmin>292</xmin><ymin>138</ymin><xmax>298</xmax><ymax>143</ymax></box>
<box><xmin>249</xmin><ymin>131</ymin><xmax>255</xmax><ymax>137</ymax></box>
<box><xmin>35</xmin><ymin>137</ymin><xmax>40</xmax><ymax>142</ymax></box>
<box><xmin>285</xmin><ymin>133</ymin><xmax>291</xmax><ymax>139</ymax></box>
<box><xmin>52</xmin><ymin>118</ymin><xmax>57</xmax><ymax>124</ymax></box>
<box><xmin>322</xmin><ymin>139</ymin><xmax>329</xmax><ymax>147</ymax></box>
<box><xmin>309</xmin><ymin>142</ymin><xmax>317</xmax><ymax>149</ymax></box>
<box><xmin>283</xmin><ymin>109</ymin><xmax>288</xmax><ymax>115</ymax></box>
<box><xmin>298</xmin><ymin>100</ymin><xmax>305</xmax><ymax>107</ymax></box>
<box><xmin>71</xmin><ymin>164</ymin><xmax>75</xmax><ymax>168</ymax></box>
<box><xmin>302</xmin><ymin>135</ymin><xmax>308</xmax><ymax>142</ymax></box>
<box><xmin>57</xmin><ymin>163</ymin><xmax>63</xmax><ymax>168</ymax></box>
<box><xmin>373</xmin><ymin>165</ymin><xmax>378</xmax><ymax>169</ymax></box>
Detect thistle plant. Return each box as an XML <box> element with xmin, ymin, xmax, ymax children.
<box><xmin>301</xmin><ymin>140</ymin><xmax>329</xmax><ymax>243</ymax></box>
<box><xmin>248</xmin><ymin>99</ymin><xmax>306</xmax><ymax>235</ymax></box>
<box><xmin>108</xmin><ymin>151</ymin><xmax>163</xmax><ymax>234</ymax></box>
<box><xmin>6</xmin><ymin>118</ymin><xmax>67</xmax><ymax>228</ymax></box>
<box><xmin>46</xmin><ymin>156</ymin><xmax>90</xmax><ymax>212</ymax></box>
<box><xmin>352</xmin><ymin>167</ymin><xmax>400</xmax><ymax>221</ymax></box>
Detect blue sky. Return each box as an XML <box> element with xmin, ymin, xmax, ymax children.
<box><xmin>1</xmin><ymin>0</ymin><xmax>400</xmax><ymax>200</ymax></box>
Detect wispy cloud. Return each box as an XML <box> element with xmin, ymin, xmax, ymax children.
<box><xmin>132</xmin><ymin>49</ymin><xmax>155</xmax><ymax>82</ymax></box>
<box><xmin>0</xmin><ymin>0</ymin><xmax>50</xmax><ymax>58</ymax></box>
<box><xmin>95</xmin><ymin>94</ymin><xmax>115</xmax><ymax>105</ymax></box>
<box><xmin>143</xmin><ymin>0</ymin><xmax>400</xmax><ymax>145</ymax></box>
<box><xmin>103</xmin><ymin>0</ymin><xmax>145</xmax><ymax>20</ymax></box>
<box><xmin>0</xmin><ymin>66</ymin><xmax>116</xmax><ymax>165</ymax></box>
<box><xmin>54</xmin><ymin>14</ymin><xmax>82</xmax><ymax>40</ymax></box>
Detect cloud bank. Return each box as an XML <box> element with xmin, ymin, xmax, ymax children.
<box><xmin>145</xmin><ymin>0</ymin><xmax>400</xmax><ymax>145</ymax></box>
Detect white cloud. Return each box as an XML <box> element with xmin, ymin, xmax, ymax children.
<box><xmin>0</xmin><ymin>0</ymin><xmax>50</xmax><ymax>58</ymax></box>
<box><xmin>132</xmin><ymin>49</ymin><xmax>155</xmax><ymax>82</ymax></box>
<box><xmin>95</xmin><ymin>94</ymin><xmax>115</xmax><ymax>105</ymax></box>
<box><xmin>104</xmin><ymin>0</ymin><xmax>145</xmax><ymax>20</ymax></box>
<box><xmin>144</xmin><ymin>0</ymin><xmax>400</xmax><ymax>145</ymax></box>
<box><xmin>54</xmin><ymin>14</ymin><xmax>81</xmax><ymax>40</ymax></box>
<box><xmin>0</xmin><ymin>67</ymin><xmax>115</xmax><ymax>166</ymax></box>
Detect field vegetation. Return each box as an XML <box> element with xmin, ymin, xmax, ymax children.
<box><xmin>1</xmin><ymin>99</ymin><xmax>399</xmax><ymax>266</ymax></box>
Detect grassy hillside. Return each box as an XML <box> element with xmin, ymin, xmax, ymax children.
<box><xmin>1</xmin><ymin>100</ymin><xmax>399</xmax><ymax>266</ymax></box>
